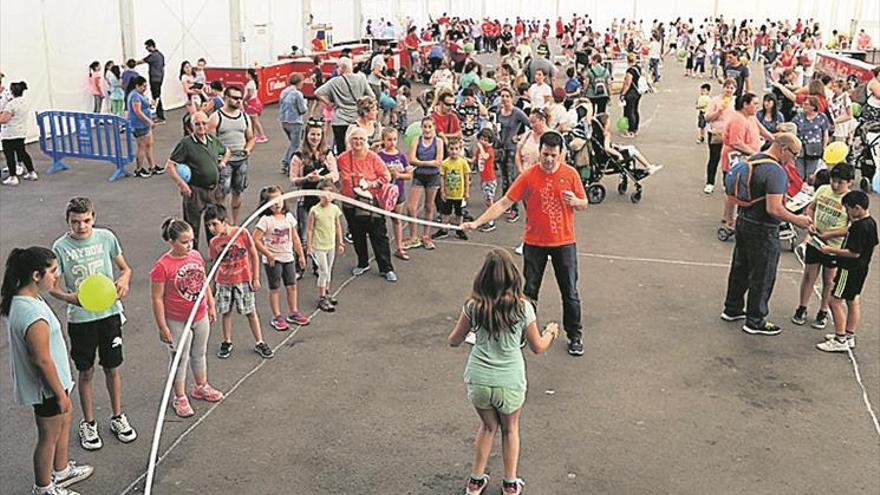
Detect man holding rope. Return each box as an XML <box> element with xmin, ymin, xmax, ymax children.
<box><xmin>463</xmin><ymin>131</ymin><xmax>589</xmax><ymax>356</ymax></box>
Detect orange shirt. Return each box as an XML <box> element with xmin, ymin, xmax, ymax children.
<box><xmin>721</xmin><ymin>112</ymin><xmax>762</xmax><ymax>172</ymax></box>
<box><xmin>505</xmin><ymin>163</ymin><xmax>586</xmax><ymax>247</ymax></box>
<box><xmin>336</xmin><ymin>150</ymin><xmax>388</xmax><ymax>198</ymax></box>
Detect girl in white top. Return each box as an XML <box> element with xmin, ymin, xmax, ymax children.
<box><xmin>179</xmin><ymin>61</ymin><xmax>200</xmax><ymax>114</ymax></box>
<box><xmin>828</xmin><ymin>79</ymin><xmax>856</xmax><ymax>142</ymax></box>
<box><xmin>526</xmin><ymin>68</ymin><xmax>553</xmax><ymax>110</ymax></box>
<box><xmin>0</xmin><ymin>81</ymin><xmax>37</xmax><ymax>185</ymax></box>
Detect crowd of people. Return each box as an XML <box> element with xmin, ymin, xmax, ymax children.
<box><xmin>2</xmin><ymin>11</ymin><xmax>880</xmax><ymax>495</ymax></box>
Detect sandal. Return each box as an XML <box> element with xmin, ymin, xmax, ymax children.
<box><xmin>394</xmin><ymin>249</ymin><xmax>411</xmax><ymax>261</ymax></box>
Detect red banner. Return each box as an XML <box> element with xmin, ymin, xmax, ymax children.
<box><xmin>814</xmin><ymin>51</ymin><xmax>874</xmax><ymax>83</ymax></box>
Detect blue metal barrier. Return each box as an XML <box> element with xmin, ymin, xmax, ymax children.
<box><xmin>36</xmin><ymin>111</ymin><xmax>136</xmax><ymax>182</ymax></box>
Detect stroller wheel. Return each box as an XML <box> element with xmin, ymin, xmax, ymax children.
<box><xmin>717</xmin><ymin>226</ymin><xmax>734</xmax><ymax>241</ymax></box>
<box><xmin>630</xmin><ymin>190</ymin><xmax>642</xmax><ymax>203</ymax></box>
<box><xmin>587</xmin><ymin>184</ymin><xmax>606</xmax><ymax>204</ymax></box>
<box><xmin>617</xmin><ymin>180</ymin><xmax>628</xmax><ymax>194</ymax></box>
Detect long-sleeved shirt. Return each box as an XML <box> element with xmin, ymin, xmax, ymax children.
<box><xmin>278</xmin><ymin>86</ymin><xmax>307</xmax><ymax>124</ymax></box>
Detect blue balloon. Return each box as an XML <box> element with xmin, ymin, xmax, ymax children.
<box><xmin>873</xmin><ymin>172</ymin><xmax>880</xmax><ymax>194</ymax></box>
<box><xmin>175</xmin><ymin>163</ymin><xmax>192</xmax><ymax>184</ymax></box>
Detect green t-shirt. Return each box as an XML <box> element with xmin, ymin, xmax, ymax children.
<box><xmin>812</xmin><ymin>184</ymin><xmax>848</xmax><ymax>248</ymax></box>
<box><xmin>463</xmin><ymin>300</ymin><xmax>536</xmax><ymax>390</ymax></box>
<box><xmin>53</xmin><ymin>228</ymin><xmax>124</xmax><ymax>323</ymax></box>
<box><xmin>309</xmin><ymin>203</ymin><xmax>342</xmax><ymax>251</ymax></box>
<box><xmin>169</xmin><ymin>134</ymin><xmax>226</xmax><ymax>189</ymax></box>
<box><xmin>441</xmin><ymin>157</ymin><xmax>469</xmax><ymax>200</ymax></box>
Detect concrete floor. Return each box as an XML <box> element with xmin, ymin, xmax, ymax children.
<box><xmin>1</xmin><ymin>58</ymin><xmax>878</xmax><ymax>495</ymax></box>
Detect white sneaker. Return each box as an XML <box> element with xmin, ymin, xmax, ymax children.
<box><xmin>109</xmin><ymin>412</ymin><xmax>138</xmax><ymax>443</ymax></box>
<box><xmin>2</xmin><ymin>175</ymin><xmax>19</xmax><ymax>186</ymax></box>
<box><xmin>23</xmin><ymin>171</ymin><xmax>39</xmax><ymax>181</ymax></box>
<box><xmin>15</xmin><ymin>163</ymin><xmax>24</xmax><ymax>175</ymax></box>
<box><xmin>78</xmin><ymin>419</ymin><xmax>103</xmax><ymax>450</ymax></box>
<box><xmin>703</xmin><ymin>184</ymin><xmax>714</xmax><ymax>194</ymax></box>
<box><xmin>464</xmin><ymin>332</ymin><xmax>477</xmax><ymax>345</ymax></box>
<box><xmin>514</xmin><ymin>243</ymin><xmax>523</xmax><ymax>256</ymax></box>
<box><xmin>32</xmin><ymin>485</ymin><xmax>80</xmax><ymax>495</ymax></box>
<box><xmin>53</xmin><ymin>460</ymin><xmax>94</xmax><ymax>488</ymax></box>
<box><xmin>824</xmin><ymin>334</ymin><xmax>856</xmax><ymax>349</ymax></box>
<box><xmin>646</xmin><ymin>164</ymin><xmax>663</xmax><ymax>175</ymax></box>
<box><xmin>817</xmin><ymin>338</ymin><xmax>851</xmax><ymax>353</ymax></box>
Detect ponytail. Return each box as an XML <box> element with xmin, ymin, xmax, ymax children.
<box><xmin>161</xmin><ymin>218</ymin><xmax>192</xmax><ymax>242</ymax></box>
<box><xmin>1</xmin><ymin>247</ymin><xmax>56</xmax><ymax>316</ymax></box>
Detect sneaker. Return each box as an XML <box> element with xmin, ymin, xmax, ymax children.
<box><xmin>645</xmin><ymin>164</ymin><xmax>663</xmax><ymax>176</ymax></box>
<box><xmin>422</xmin><ymin>238</ymin><xmax>436</xmax><ymax>250</ymax></box>
<box><xmin>382</xmin><ymin>271</ymin><xmax>398</xmax><ymax>282</ymax></box>
<box><xmin>33</xmin><ymin>484</ymin><xmax>80</xmax><ymax>495</ymax></box>
<box><xmin>352</xmin><ymin>265</ymin><xmax>371</xmax><ymax>276</ymax></box>
<box><xmin>53</xmin><ymin>460</ymin><xmax>94</xmax><ymax>488</ymax></box>
<box><xmin>77</xmin><ymin>420</ymin><xmax>102</xmax><ymax>450</ymax></box>
<box><xmin>327</xmin><ymin>295</ymin><xmax>338</xmax><ymax>306</ymax></box>
<box><xmin>256</xmin><ymin>135</ymin><xmax>269</xmax><ymax>143</ymax></box>
<box><xmin>464</xmin><ymin>332</ymin><xmax>477</xmax><ymax>345</ymax></box>
<box><xmin>402</xmin><ymin>237</ymin><xmax>422</xmax><ymax>249</ymax></box>
<box><xmin>742</xmin><ymin>321</ymin><xmax>782</xmax><ymax>336</ymax></box>
<box><xmin>2</xmin><ymin>175</ymin><xmax>19</xmax><ymax>186</ymax></box>
<box><xmin>431</xmin><ymin>228</ymin><xmax>450</xmax><ymax>239</ymax></box>
<box><xmin>567</xmin><ymin>338</ymin><xmax>584</xmax><ymax>356</ymax></box>
<box><xmin>23</xmin><ymin>171</ymin><xmax>39</xmax><ymax>181</ymax></box>
<box><xmin>344</xmin><ymin>232</ymin><xmax>354</xmax><ymax>244</ymax></box>
<box><xmin>703</xmin><ymin>184</ymin><xmax>714</xmax><ymax>194</ymax></box>
<box><xmin>824</xmin><ymin>333</ymin><xmax>856</xmax><ymax>349</ymax></box>
<box><xmin>466</xmin><ymin>474</ymin><xmax>489</xmax><ymax>495</ymax></box>
<box><xmin>150</xmin><ymin>166</ymin><xmax>166</xmax><ymax>175</ymax></box>
<box><xmin>318</xmin><ymin>297</ymin><xmax>336</xmax><ymax>312</ymax></box>
<box><xmin>135</xmin><ymin>168</ymin><xmax>152</xmax><ymax>178</ymax></box>
<box><xmin>286</xmin><ymin>310</ymin><xmax>311</xmax><ymax>325</ymax></box>
<box><xmin>217</xmin><ymin>341</ymin><xmax>234</xmax><ymax>359</ymax></box>
<box><xmin>109</xmin><ymin>413</ymin><xmax>137</xmax><ymax>443</ymax></box>
<box><xmin>479</xmin><ymin>221</ymin><xmax>497</xmax><ymax>233</ymax></box>
<box><xmin>502</xmin><ymin>478</ymin><xmax>525</xmax><ymax>494</ymax></box>
<box><xmin>506</xmin><ymin>209</ymin><xmax>520</xmax><ymax>223</ymax></box>
<box><xmin>514</xmin><ymin>243</ymin><xmax>523</xmax><ymax>255</ymax></box>
<box><xmin>172</xmin><ymin>395</ymin><xmax>195</xmax><ymax>417</ymax></box>
<box><xmin>16</xmin><ymin>163</ymin><xmax>25</xmax><ymax>175</ymax></box>
<box><xmin>791</xmin><ymin>306</ymin><xmax>807</xmax><ymax>326</ymax></box>
<box><xmin>812</xmin><ymin>310</ymin><xmax>829</xmax><ymax>329</ymax></box>
<box><xmin>254</xmin><ymin>342</ymin><xmax>275</xmax><ymax>359</ymax></box>
<box><xmin>817</xmin><ymin>337</ymin><xmax>851</xmax><ymax>353</ymax></box>
<box><xmin>191</xmin><ymin>383</ymin><xmax>224</xmax><ymax>402</ymax></box>
<box><xmin>154</xmin><ymin>118</ymin><xmax>166</xmax><ymax>125</ymax></box>
<box><xmin>270</xmin><ymin>315</ymin><xmax>290</xmax><ymax>331</ymax></box>
<box><xmin>720</xmin><ymin>311</ymin><xmax>746</xmax><ymax>321</ymax></box>
<box><xmin>455</xmin><ymin>230</ymin><xmax>469</xmax><ymax>240</ymax></box>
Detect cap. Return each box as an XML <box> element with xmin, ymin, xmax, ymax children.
<box><xmin>830</xmin><ymin>163</ymin><xmax>855</xmax><ymax>180</ymax></box>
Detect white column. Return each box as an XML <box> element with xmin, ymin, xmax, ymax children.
<box><xmin>229</xmin><ymin>0</ymin><xmax>243</xmax><ymax>66</ymax></box>
<box><xmin>302</xmin><ymin>0</ymin><xmax>311</xmax><ymax>48</ymax></box>
<box><xmin>118</xmin><ymin>0</ymin><xmax>138</xmax><ymax>60</ymax></box>
<box><xmin>353</xmin><ymin>0</ymin><xmax>363</xmax><ymax>40</ymax></box>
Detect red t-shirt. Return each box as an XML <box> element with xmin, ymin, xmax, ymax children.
<box><xmin>482</xmin><ymin>22</ymin><xmax>493</xmax><ymax>37</ymax></box>
<box><xmin>514</xmin><ymin>23</ymin><xmax>524</xmax><ymax>36</ymax></box>
<box><xmin>431</xmin><ymin>111</ymin><xmax>462</xmax><ymax>137</ymax></box>
<box><xmin>149</xmin><ymin>250</ymin><xmax>208</xmax><ymax>322</ymax></box>
<box><xmin>721</xmin><ymin>112</ymin><xmax>763</xmax><ymax>172</ymax></box>
<box><xmin>505</xmin><ymin>163</ymin><xmax>586</xmax><ymax>247</ymax></box>
<box><xmin>404</xmin><ymin>33</ymin><xmax>419</xmax><ymax>50</ymax></box>
<box><xmin>208</xmin><ymin>229</ymin><xmax>254</xmax><ymax>286</ymax></box>
<box><xmin>337</xmin><ymin>150</ymin><xmax>389</xmax><ymax>198</ymax></box>
<box><xmin>795</xmin><ymin>93</ymin><xmax>829</xmax><ymax>114</ymax></box>
<box><xmin>556</xmin><ymin>20</ymin><xmax>564</xmax><ymax>35</ymax></box>
<box><xmin>478</xmin><ymin>142</ymin><xmax>496</xmax><ymax>182</ymax></box>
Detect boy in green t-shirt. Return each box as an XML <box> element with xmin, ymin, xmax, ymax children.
<box><xmin>49</xmin><ymin>197</ymin><xmax>137</xmax><ymax>451</ymax></box>
<box><xmin>433</xmin><ymin>137</ymin><xmax>471</xmax><ymax>241</ymax></box>
<box><xmin>792</xmin><ymin>164</ymin><xmax>854</xmax><ymax>329</ymax></box>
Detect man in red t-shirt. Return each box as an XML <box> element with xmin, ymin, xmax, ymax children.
<box><xmin>463</xmin><ymin>131</ymin><xmax>589</xmax><ymax>356</ymax></box>
<box><xmin>431</xmin><ymin>90</ymin><xmax>462</xmax><ymax>142</ymax></box>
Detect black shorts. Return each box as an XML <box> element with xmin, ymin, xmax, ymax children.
<box><xmin>265</xmin><ymin>260</ymin><xmax>297</xmax><ymax>290</ymax></box>
<box><xmin>832</xmin><ymin>267</ymin><xmax>867</xmax><ymax>301</ymax></box>
<box><xmin>697</xmin><ymin>111</ymin><xmax>707</xmax><ymax>129</ymax></box>
<box><xmin>439</xmin><ymin>198</ymin><xmax>465</xmax><ymax>216</ymax></box>
<box><xmin>412</xmin><ymin>172</ymin><xmax>440</xmax><ymax>189</ymax></box>
<box><xmin>33</xmin><ymin>390</ymin><xmax>70</xmax><ymax>418</ymax></box>
<box><xmin>804</xmin><ymin>244</ymin><xmax>838</xmax><ymax>268</ymax></box>
<box><xmin>68</xmin><ymin>314</ymin><xmax>124</xmax><ymax>371</ymax></box>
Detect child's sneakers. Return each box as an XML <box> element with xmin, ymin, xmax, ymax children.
<box><xmin>286</xmin><ymin>310</ymin><xmax>311</xmax><ymax>325</ymax></box>
<box><xmin>455</xmin><ymin>230</ymin><xmax>469</xmax><ymax>241</ymax></box>
<box><xmin>172</xmin><ymin>395</ymin><xmax>195</xmax><ymax>417</ymax></box>
<box><xmin>465</xmin><ymin>474</ymin><xmax>489</xmax><ymax>495</ymax></box>
<box><xmin>791</xmin><ymin>306</ymin><xmax>807</xmax><ymax>326</ymax></box>
<box><xmin>191</xmin><ymin>383</ymin><xmax>224</xmax><ymax>402</ymax></box>
<box><xmin>254</xmin><ymin>342</ymin><xmax>275</xmax><ymax>359</ymax></box>
<box><xmin>318</xmin><ymin>296</ymin><xmax>335</xmax><ymax>312</ymax></box>
<box><xmin>502</xmin><ymin>478</ymin><xmax>525</xmax><ymax>494</ymax></box>
<box><xmin>811</xmin><ymin>310</ymin><xmax>829</xmax><ymax>329</ymax></box>
<box><xmin>109</xmin><ymin>413</ymin><xmax>137</xmax><ymax>443</ymax></box>
<box><xmin>432</xmin><ymin>228</ymin><xmax>450</xmax><ymax>239</ymax></box>
<box><xmin>271</xmin><ymin>315</ymin><xmax>290</xmax><ymax>331</ymax></box>
<box><xmin>78</xmin><ymin>419</ymin><xmax>102</xmax><ymax>450</ymax></box>
<box><xmin>217</xmin><ymin>341</ymin><xmax>234</xmax><ymax>358</ymax></box>
<box><xmin>52</xmin><ymin>460</ymin><xmax>94</xmax><ymax>488</ymax></box>
<box><xmin>819</xmin><ymin>334</ymin><xmax>856</xmax><ymax>352</ymax></box>
<box><xmin>478</xmin><ymin>221</ymin><xmax>497</xmax><ymax>233</ymax></box>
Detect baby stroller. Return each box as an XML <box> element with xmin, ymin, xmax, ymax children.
<box><xmin>564</xmin><ymin>100</ymin><xmax>593</xmax><ymax>194</ymax></box>
<box><xmin>579</xmin><ymin>117</ymin><xmax>650</xmax><ymax>204</ymax></box>
<box><xmin>851</xmin><ymin>119</ymin><xmax>880</xmax><ymax>193</ymax></box>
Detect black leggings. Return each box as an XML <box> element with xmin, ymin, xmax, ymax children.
<box><xmin>623</xmin><ymin>93</ymin><xmax>641</xmax><ymax>132</ymax></box>
<box><xmin>590</xmin><ymin>96</ymin><xmax>609</xmax><ymax>115</ymax></box>
<box><xmin>706</xmin><ymin>135</ymin><xmax>722</xmax><ymax>186</ymax></box>
<box><xmin>332</xmin><ymin>124</ymin><xmax>349</xmax><ymax>155</ymax></box>
<box><xmin>2</xmin><ymin>138</ymin><xmax>35</xmax><ymax>176</ymax></box>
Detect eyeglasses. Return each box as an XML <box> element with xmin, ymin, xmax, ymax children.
<box><xmin>193</xmin><ymin>121</ymin><xmax>209</xmax><ymax>126</ymax></box>
<box><xmin>227</xmin><ymin>95</ymin><xmax>243</xmax><ymax>101</ymax></box>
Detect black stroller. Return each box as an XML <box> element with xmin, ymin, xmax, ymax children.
<box><xmin>569</xmin><ymin>118</ymin><xmax>649</xmax><ymax>204</ymax></box>
<box><xmin>851</xmin><ymin>119</ymin><xmax>880</xmax><ymax>193</ymax></box>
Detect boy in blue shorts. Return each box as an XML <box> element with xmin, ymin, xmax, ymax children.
<box><xmin>50</xmin><ymin>197</ymin><xmax>138</xmax><ymax>450</ymax></box>
<box><xmin>816</xmin><ymin>191</ymin><xmax>878</xmax><ymax>352</ymax></box>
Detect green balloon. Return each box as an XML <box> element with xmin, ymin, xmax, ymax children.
<box><xmin>617</xmin><ymin>116</ymin><xmax>629</xmax><ymax>132</ymax></box>
<box><xmin>464</xmin><ymin>42</ymin><xmax>475</xmax><ymax>53</ymax></box>
<box><xmin>78</xmin><ymin>273</ymin><xmax>117</xmax><ymax>313</ymax></box>
<box><xmin>478</xmin><ymin>78</ymin><xmax>497</xmax><ymax>92</ymax></box>
<box><xmin>851</xmin><ymin>102</ymin><xmax>862</xmax><ymax>117</ymax></box>
<box><xmin>404</xmin><ymin>122</ymin><xmax>422</xmax><ymax>150</ymax></box>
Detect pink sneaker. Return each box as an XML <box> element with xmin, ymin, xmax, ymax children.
<box><xmin>172</xmin><ymin>395</ymin><xmax>194</xmax><ymax>417</ymax></box>
<box><xmin>502</xmin><ymin>478</ymin><xmax>524</xmax><ymax>494</ymax></box>
<box><xmin>191</xmin><ymin>384</ymin><xmax>224</xmax><ymax>402</ymax></box>
<box><xmin>466</xmin><ymin>474</ymin><xmax>489</xmax><ymax>495</ymax></box>
<box><xmin>286</xmin><ymin>310</ymin><xmax>310</xmax><ymax>326</ymax></box>
<box><xmin>270</xmin><ymin>315</ymin><xmax>289</xmax><ymax>331</ymax></box>
<box><xmin>256</xmin><ymin>135</ymin><xmax>269</xmax><ymax>143</ymax></box>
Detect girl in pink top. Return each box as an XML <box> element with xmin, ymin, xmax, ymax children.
<box><xmin>88</xmin><ymin>61</ymin><xmax>104</xmax><ymax>113</ymax></box>
<box><xmin>149</xmin><ymin>218</ymin><xmax>222</xmax><ymax>418</ymax></box>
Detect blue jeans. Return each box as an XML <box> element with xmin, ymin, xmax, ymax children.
<box><xmin>723</xmin><ymin>217</ymin><xmax>781</xmax><ymax>327</ymax></box>
<box><xmin>523</xmin><ymin>243</ymin><xmax>583</xmax><ymax>340</ymax></box>
<box><xmin>649</xmin><ymin>58</ymin><xmax>661</xmax><ymax>82</ymax></box>
<box><xmin>281</xmin><ymin>122</ymin><xmax>303</xmax><ymax>172</ymax></box>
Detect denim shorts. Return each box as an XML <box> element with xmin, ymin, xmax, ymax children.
<box><xmin>218</xmin><ymin>158</ymin><xmax>249</xmax><ymax>196</ymax></box>
<box><xmin>264</xmin><ymin>260</ymin><xmax>297</xmax><ymax>290</ymax></box>
<box><xmin>412</xmin><ymin>171</ymin><xmax>440</xmax><ymax>189</ymax></box>
<box><xmin>132</xmin><ymin>127</ymin><xmax>151</xmax><ymax>139</ymax></box>
<box><xmin>466</xmin><ymin>383</ymin><xmax>526</xmax><ymax>415</ymax></box>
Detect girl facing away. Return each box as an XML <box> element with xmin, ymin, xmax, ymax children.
<box><xmin>447</xmin><ymin>248</ymin><xmax>559</xmax><ymax>495</ymax></box>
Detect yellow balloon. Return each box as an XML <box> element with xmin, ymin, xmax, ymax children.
<box><xmin>822</xmin><ymin>141</ymin><xmax>849</xmax><ymax>165</ymax></box>
<box><xmin>78</xmin><ymin>273</ymin><xmax>117</xmax><ymax>313</ymax></box>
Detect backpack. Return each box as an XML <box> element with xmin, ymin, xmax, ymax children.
<box><xmin>589</xmin><ymin>66</ymin><xmax>608</xmax><ymax>97</ymax></box>
<box><xmin>723</xmin><ymin>156</ymin><xmax>781</xmax><ymax>207</ymax></box>
<box><xmin>634</xmin><ymin>67</ymin><xmax>649</xmax><ymax>94</ymax></box>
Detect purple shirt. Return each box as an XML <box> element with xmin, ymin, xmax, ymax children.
<box><xmin>377</xmin><ymin>150</ymin><xmax>409</xmax><ymax>198</ymax></box>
